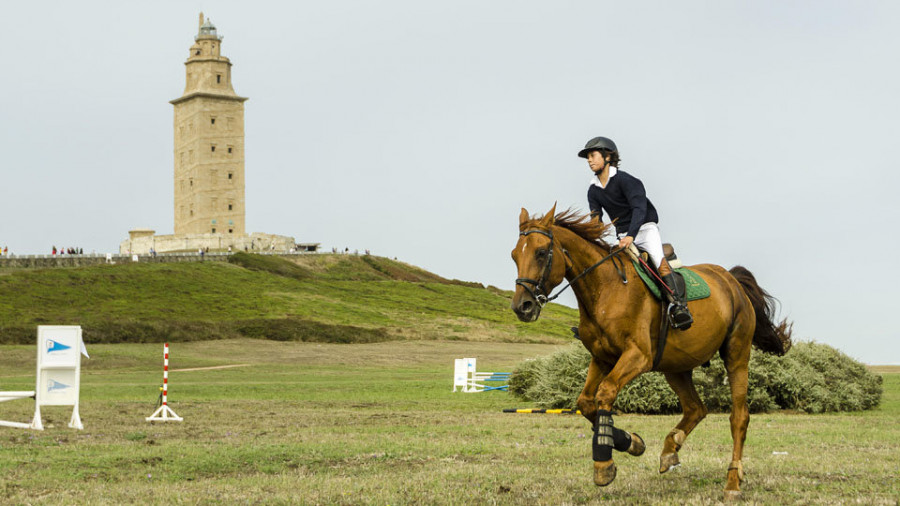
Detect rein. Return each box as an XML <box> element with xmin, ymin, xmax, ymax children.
<box><xmin>516</xmin><ymin>228</ymin><xmax>627</xmax><ymax>307</ymax></box>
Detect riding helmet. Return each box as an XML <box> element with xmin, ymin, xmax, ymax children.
<box><xmin>577</xmin><ymin>136</ymin><xmax>618</xmax><ymax>158</ymax></box>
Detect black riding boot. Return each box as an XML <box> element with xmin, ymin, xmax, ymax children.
<box><xmin>662</xmin><ymin>273</ymin><xmax>693</xmax><ymax>330</ymax></box>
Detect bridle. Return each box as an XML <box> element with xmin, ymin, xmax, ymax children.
<box><xmin>516</xmin><ymin>228</ymin><xmax>628</xmax><ymax>307</ymax></box>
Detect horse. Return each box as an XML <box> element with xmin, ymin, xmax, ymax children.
<box><xmin>510</xmin><ymin>205</ymin><xmax>791</xmax><ymax>501</ymax></box>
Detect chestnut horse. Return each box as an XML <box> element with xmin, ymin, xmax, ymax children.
<box><xmin>510</xmin><ymin>205</ymin><xmax>791</xmax><ymax>501</ymax></box>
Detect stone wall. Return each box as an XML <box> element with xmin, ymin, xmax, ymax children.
<box><xmin>119</xmin><ymin>232</ymin><xmax>297</xmax><ymax>255</ymax></box>
<box><xmin>0</xmin><ymin>250</ymin><xmax>317</xmax><ymax>270</ymax></box>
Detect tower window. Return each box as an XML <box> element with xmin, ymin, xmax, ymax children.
<box><xmin>228</xmin><ymin>229</ymin><xmax>233</xmax><ymax>234</ymax></box>
<box><xmin>212</xmin><ymin>228</ymin><xmax>216</xmax><ymax>233</ymax></box>
<box><xmin>228</xmin><ymin>204</ymin><xmax>233</xmax><ymax>210</ymax></box>
<box><xmin>216</xmin><ymin>74</ymin><xmax>222</xmax><ymax>84</ymax></box>
<box><xmin>210</xmin><ymin>117</ymin><xmax>216</xmax><ymax>125</ymax></box>
<box><xmin>228</xmin><ymin>172</ymin><xmax>233</xmax><ymax>180</ymax></box>
<box><xmin>227</xmin><ymin>146</ymin><xmax>233</xmax><ymax>154</ymax></box>
<box><xmin>189</xmin><ymin>179</ymin><xmax>193</xmax><ymax>187</ymax></box>
<box><xmin>211</xmin><ymin>145</ymin><xmax>216</xmax><ymax>152</ymax></box>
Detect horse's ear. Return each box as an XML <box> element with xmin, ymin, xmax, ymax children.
<box><xmin>539</xmin><ymin>202</ymin><xmax>557</xmax><ymax>227</ymax></box>
<box><xmin>519</xmin><ymin>208</ymin><xmax>529</xmax><ymax>226</ymax></box>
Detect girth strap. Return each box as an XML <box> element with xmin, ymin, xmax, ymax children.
<box><xmin>654</xmin><ymin>300</ymin><xmax>669</xmax><ymax>369</ymax></box>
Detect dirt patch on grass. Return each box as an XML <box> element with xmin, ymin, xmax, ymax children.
<box><xmin>173</xmin><ymin>364</ymin><xmax>251</xmax><ymax>372</ymax></box>
<box><xmin>868</xmin><ymin>365</ymin><xmax>900</xmax><ymax>374</ymax></box>
<box><xmin>182</xmin><ymin>339</ymin><xmax>566</xmax><ymax>368</ymax></box>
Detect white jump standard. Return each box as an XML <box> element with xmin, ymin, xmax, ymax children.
<box><xmin>146</xmin><ymin>343</ymin><xmax>183</xmax><ymax>422</ymax></box>
<box><xmin>0</xmin><ymin>325</ymin><xmax>89</xmax><ymax>430</ymax></box>
<box><xmin>452</xmin><ymin>358</ymin><xmax>510</xmax><ymax>393</ymax></box>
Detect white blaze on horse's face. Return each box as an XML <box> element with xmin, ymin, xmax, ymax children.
<box><xmin>513</xmin><ymin>206</ymin><xmax>560</xmax><ymax>322</ymax></box>
<box><xmin>511</xmin><ymin>232</ymin><xmax>557</xmax><ymax>322</ymax></box>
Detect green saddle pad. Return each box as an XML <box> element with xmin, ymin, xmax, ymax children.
<box><xmin>631</xmin><ymin>260</ymin><xmax>710</xmax><ymax>301</ymax></box>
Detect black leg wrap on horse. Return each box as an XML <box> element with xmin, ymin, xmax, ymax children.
<box><xmin>613</xmin><ymin>427</ymin><xmax>632</xmax><ymax>452</ymax></box>
<box><xmin>592</xmin><ymin>410</ymin><xmax>631</xmax><ymax>461</ymax></box>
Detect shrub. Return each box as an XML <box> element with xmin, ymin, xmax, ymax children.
<box><xmin>509</xmin><ymin>341</ymin><xmax>883</xmax><ymax>413</ymax></box>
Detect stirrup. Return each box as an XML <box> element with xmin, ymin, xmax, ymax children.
<box><xmin>667</xmin><ymin>303</ymin><xmax>693</xmax><ymax>330</ymax></box>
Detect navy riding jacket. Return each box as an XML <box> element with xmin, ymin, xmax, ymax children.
<box><xmin>587</xmin><ymin>168</ymin><xmax>659</xmax><ymax>238</ymax></box>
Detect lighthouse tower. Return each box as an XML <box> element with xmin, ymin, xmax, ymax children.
<box><xmin>170</xmin><ymin>13</ymin><xmax>247</xmax><ymax>236</ymax></box>
<box><xmin>119</xmin><ymin>14</ymin><xmax>311</xmax><ymax>255</ymax></box>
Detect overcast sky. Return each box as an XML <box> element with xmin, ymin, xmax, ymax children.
<box><xmin>1</xmin><ymin>1</ymin><xmax>897</xmax><ymax>364</ymax></box>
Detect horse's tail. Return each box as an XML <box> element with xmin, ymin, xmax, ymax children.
<box><xmin>729</xmin><ymin>266</ymin><xmax>792</xmax><ymax>356</ymax></box>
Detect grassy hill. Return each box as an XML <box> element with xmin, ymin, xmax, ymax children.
<box><xmin>0</xmin><ymin>253</ymin><xmax>577</xmax><ymax>345</ymax></box>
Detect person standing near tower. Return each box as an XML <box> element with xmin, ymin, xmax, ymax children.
<box><xmin>578</xmin><ymin>136</ymin><xmax>693</xmax><ymax>330</ymax></box>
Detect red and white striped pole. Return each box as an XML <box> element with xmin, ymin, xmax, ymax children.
<box><xmin>146</xmin><ymin>342</ymin><xmax>183</xmax><ymax>422</ymax></box>
<box><xmin>162</xmin><ymin>342</ymin><xmax>170</xmax><ymax>406</ymax></box>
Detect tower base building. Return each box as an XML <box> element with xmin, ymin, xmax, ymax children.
<box><xmin>120</xmin><ymin>231</ymin><xmax>300</xmax><ymax>255</ymax></box>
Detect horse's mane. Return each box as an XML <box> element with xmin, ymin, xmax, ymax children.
<box><xmin>523</xmin><ymin>208</ymin><xmax>614</xmax><ymax>251</ymax></box>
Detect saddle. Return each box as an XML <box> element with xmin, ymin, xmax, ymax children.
<box><xmin>623</xmin><ymin>242</ymin><xmax>677</xmax><ymax>292</ymax></box>
<box><xmin>634</xmin><ymin>243</ymin><xmax>680</xmax><ymax>268</ymax></box>
<box><xmin>624</xmin><ymin>244</ymin><xmax>710</xmax><ymax>302</ymax></box>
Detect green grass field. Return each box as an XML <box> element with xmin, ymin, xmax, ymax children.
<box><xmin>0</xmin><ymin>254</ymin><xmax>577</xmax><ymax>345</ymax></box>
<box><xmin>0</xmin><ymin>339</ymin><xmax>897</xmax><ymax>505</ymax></box>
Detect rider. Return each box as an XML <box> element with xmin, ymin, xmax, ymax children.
<box><xmin>578</xmin><ymin>136</ymin><xmax>693</xmax><ymax>330</ymax></box>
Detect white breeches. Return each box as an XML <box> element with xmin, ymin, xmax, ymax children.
<box><xmin>618</xmin><ymin>222</ymin><xmax>665</xmax><ymax>269</ymax></box>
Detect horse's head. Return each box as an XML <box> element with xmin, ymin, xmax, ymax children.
<box><xmin>510</xmin><ymin>204</ymin><xmax>569</xmax><ymax>322</ymax></box>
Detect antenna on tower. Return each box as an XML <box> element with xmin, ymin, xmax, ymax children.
<box><xmin>199</xmin><ymin>12</ymin><xmax>204</xmax><ymax>30</ymax></box>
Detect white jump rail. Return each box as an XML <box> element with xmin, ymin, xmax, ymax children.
<box><xmin>452</xmin><ymin>357</ymin><xmax>511</xmax><ymax>393</ymax></box>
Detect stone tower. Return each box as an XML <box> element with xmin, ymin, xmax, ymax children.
<box><xmin>170</xmin><ymin>13</ymin><xmax>247</xmax><ymax>236</ymax></box>
<box><xmin>119</xmin><ymin>14</ymin><xmax>309</xmax><ymax>255</ymax></box>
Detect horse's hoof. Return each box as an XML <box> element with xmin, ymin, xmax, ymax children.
<box><xmin>627</xmin><ymin>433</ymin><xmax>645</xmax><ymax>456</ymax></box>
<box><xmin>723</xmin><ymin>490</ymin><xmax>743</xmax><ymax>502</ymax></box>
<box><xmin>659</xmin><ymin>452</ymin><xmax>680</xmax><ymax>473</ymax></box>
<box><xmin>593</xmin><ymin>460</ymin><xmax>617</xmax><ymax>486</ymax></box>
